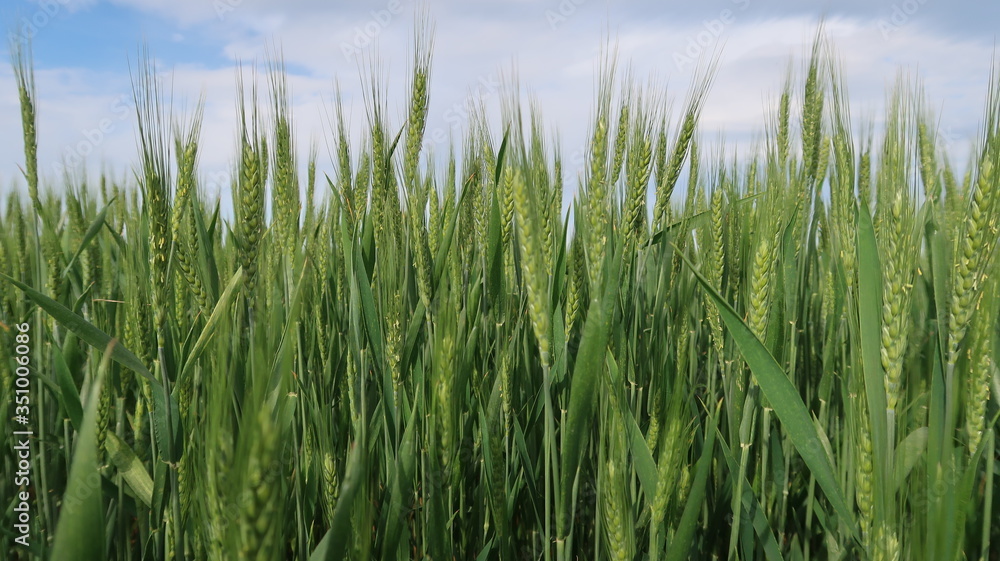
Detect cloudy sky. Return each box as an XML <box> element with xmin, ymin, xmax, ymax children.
<box><xmin>0</xmin><ymin>0</ymin><xmax>997</xmax><ymax>202</ymax></box>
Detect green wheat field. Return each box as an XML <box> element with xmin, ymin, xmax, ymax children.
<box><xmin>1</xmin><ymin>22</ymin><xmax>998</xmax><ymax>561</ymax></box>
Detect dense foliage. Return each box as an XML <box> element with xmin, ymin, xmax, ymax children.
<box><xmin>1</xmin><ymin>26</ymin><xmax>998</xmax><ymax>560</ymax></box>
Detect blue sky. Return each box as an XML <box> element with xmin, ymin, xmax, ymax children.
<box><xmin>1</xmin><ymin>0</ymin><xmax>998</xmax><ymax>201</ymax></box>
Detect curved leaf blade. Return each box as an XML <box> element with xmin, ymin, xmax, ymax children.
<box><xmin>679</xmin><ymin>250</ymin><xmax>859</xmax><ymax>539</ymax></box>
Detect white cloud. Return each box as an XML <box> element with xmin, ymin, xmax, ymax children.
<box><xmin>1</xmin><ymin>6</ymin><xmax>995</xmax><ymax>203</ymax></box>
